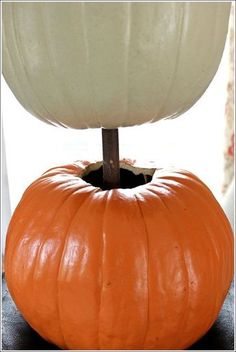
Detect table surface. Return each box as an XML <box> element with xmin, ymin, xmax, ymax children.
<box><xmin>2</xmin><ymin>275</ymin><xmax>234</xmax><ymax>350</ymax></box>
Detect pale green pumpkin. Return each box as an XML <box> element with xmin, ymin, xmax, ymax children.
<box><xmin>3</xmin><ymin>2</ymin><xmax>231</xmax><ymax>129</ymax></box>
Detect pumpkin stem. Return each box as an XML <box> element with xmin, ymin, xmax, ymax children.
<box><xmin>102</xmin><ymin>128</ymin><xmax>120</xmax><ymax>189</ymax></box>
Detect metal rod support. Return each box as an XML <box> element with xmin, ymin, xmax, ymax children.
<box><xmin>102</xmin><ymin>128</ymin><xmax>120</xmax><ymax>189</ymax></box>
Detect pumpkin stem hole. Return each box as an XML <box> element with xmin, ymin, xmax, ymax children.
<box><xmin>82</xmin><ymin>166</ymin><xmax>152</xmax><ymax>190</ymax></box>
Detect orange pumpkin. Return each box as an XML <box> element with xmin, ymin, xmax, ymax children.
<box><xmin>5</xmin><ymin>160</ymin><xmax>233</xmax><ymax>350</ymax></box>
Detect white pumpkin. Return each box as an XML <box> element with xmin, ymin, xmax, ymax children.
<box><xmin>3</xmin><ymin>2</ymin><xmax>230</xmax><ymax>129</ymax></box>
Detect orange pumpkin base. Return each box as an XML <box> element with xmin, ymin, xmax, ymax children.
<box><xmin>5</xmin><ymin>160</ymin><xmax>233</xmax><ymax>350</ymax></box>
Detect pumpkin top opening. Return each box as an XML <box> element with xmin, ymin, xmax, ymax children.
<box><xmin>82</xmin><ymin>162</ymin><xmax>154</xmax><ymax>190</ymax></box>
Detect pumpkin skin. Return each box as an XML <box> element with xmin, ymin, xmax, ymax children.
<box><xmin>5</xmin><ymin>160</ymin><xmax>233</xmax><ymax>350</ymax></box>
<box><xmin>3</xmin><ymin>2</ymin><xmax>230</xmax><ymax>129</ymax></box>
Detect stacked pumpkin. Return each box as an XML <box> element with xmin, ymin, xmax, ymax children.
<box><xmin>3</xmin><ymin>2</ymin><xmax>233</xmax><ymax>350</ymax></box>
